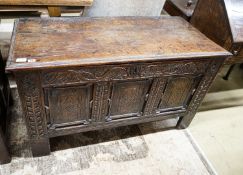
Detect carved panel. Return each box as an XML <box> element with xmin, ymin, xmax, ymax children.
<box><xmin>143</xmin><ymin>78</ymin><xmax>167</xmax><ymax>116</ymax></box>
<box><xmin>42</xmin><ymin>61</ymin><xmax>210</xmax><ymax>86</ymax></box>
<box><xmin>15</xmin><ymin>72</ymin><xmax>47</xmax><ymax>139</ymax></box>
<box><xmin>91</xmin><ymin>82</ymin><xmax>111</xmax><ymax>122</ymax></box>
<box><xmin>45</xmin><ymin>85</ymin><xmax>91</xmax><ymax>128</ymax></box>
<box><xmin>108</xmin><ymin>80</ymin><xmax>150</xmax><ymax>120</ymax></box>
<box><xmin>159</xmin><ymin>77</ymin><xmax>194</xmax><ymax>110</ymax></box>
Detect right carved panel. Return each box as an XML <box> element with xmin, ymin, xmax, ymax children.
<box><xmin>158</xmin><ymin>76</ymin><xmax>199</xmax><ymax>112</ymax></box>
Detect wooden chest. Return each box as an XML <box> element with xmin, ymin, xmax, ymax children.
<box><xmin>6</xmin><ymin>17</ymin><xmax>230</xmax><ymax>156</ymax></box>
<box><xmin>191</xmin><ymin>0</ymin><xmax>243</xmax><ymax>64</ymax></box>
<box><xmin>164</xmin><ymin>0</ymin><xmax>198</xmax><ymax>21</ymax></box>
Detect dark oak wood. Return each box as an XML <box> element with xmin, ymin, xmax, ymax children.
<box><xmin>164</xmin><ymin>0</ymin><xmax>198</xmax><ymax>21</ymax></box>
<box><xmin>191</xmin><ymin>0</ymin><xmax>243</xmax><ymax>64</ymax></box>
<box><xmin>0</xmin><ymin>51</ymin><xmax>11</xmax><ymax>164</ymax></box>
<box><xmin>6</xmin><ymin>17</ymin><xmax>231</xmax><ymax>156</ymax></box>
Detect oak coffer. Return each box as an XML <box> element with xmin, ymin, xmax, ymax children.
<box><xmin>6</xmin><ymin>17</ymin><xmax>231</xmax><ymax>156</ymax></box>
<box><xmin>191</xmin><ymin>0</ymin><xmax>243</xmax><ymax>64</ymax></box>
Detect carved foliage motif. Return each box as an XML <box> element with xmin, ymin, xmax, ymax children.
<box><xmin>91</xmin><ymin>82</ymin><xmax>110</xmax><ymax>122</ymax></box>
<box><xmin>143</xmin><ymin>78</ymin><xmax>166</xmax><ymax>116</ymax></box>
<box><xmin>16</xmin><ymin>73</ymin><xmax>46</xmax><ymax>139</ymax></box>
<box><xmin>42</xmin><ymin>61</ymin><xmax>210</xmax><ymax>86</ymax></box>
<box><xmin>186</xmin><ymin>60</ymin><xmax>222</xmax><ymax>121</ymax></box>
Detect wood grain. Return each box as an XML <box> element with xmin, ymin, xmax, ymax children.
<box><xmin>6</xmin><ymin>17</ymin><xmax>230</xmax><ymax>71</ymax></box>
<box><xmin>0</xmin><ymin>0</ymin><xmax>93</xmax><ymax>6</ymax></box>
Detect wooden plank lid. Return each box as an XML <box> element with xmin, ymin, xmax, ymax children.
<box><xmin>6</xmin><ymin>16</ymin><xmax>231</xmax><ymax>71</ymax></box>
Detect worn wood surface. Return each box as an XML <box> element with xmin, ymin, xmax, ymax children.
<box><xmin>7</xmin><ymin>17</ymin><xmax>230</xmax><ymax>156</ymax></box>
<box><xmin>164</xmin><ymin>0</ymin><xmax>198</xmax><ymax>21</ymax></box>
<box><xmin>0</xmin><ymin>0</ymin><xmax>93</xmax><ymax>6</ymax></box>
<box><xmin>191</xmin><ymin>0</ymin><xmax>243</xmax><ymax>64</ymax></box>
<box><xmin>6</xmin><ymin>17</ymin><xmax>229</xmax><ymax>71</ymax></box>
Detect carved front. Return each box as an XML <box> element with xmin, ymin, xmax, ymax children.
<box><xmin>42</xmin><ymin>60</ymin><xmax>208</xmax><ymax>131</ymax></box>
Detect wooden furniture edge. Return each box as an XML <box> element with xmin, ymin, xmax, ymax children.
<box><xmin>0</xmin><ymin>0</ymin><xmax>93</xmax><ymax>6</ymax></box>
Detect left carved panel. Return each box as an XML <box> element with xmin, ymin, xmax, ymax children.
<box><xmin>44</xmin><ymin>85</ymin><xmax>92</xmax><ymax>129</ymax></box>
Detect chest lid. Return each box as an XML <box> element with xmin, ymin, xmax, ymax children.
<box><xmin>224</xmin><ymin>0</ymin><xmax>243</xmax><ymax>43</ymax></box>
<box><xmin>6</xmin><ymin>16</ymin><xmax>230</xmax><ymax>71</ymax></box>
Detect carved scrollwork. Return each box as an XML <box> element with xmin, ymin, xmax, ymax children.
<box><xmin>43</xmin><ymin>67</ymin><xmax>128</xmax><ymax>85</ymax></box>
<box><xmin>141</xmin><ymin>62</ymin><xmax>208</xmax><ymax>77</ymax></box>
<box><xmin>42</xmin><ymin>61</ymin><xmax>209</xmax><ymax>86</ymax></box>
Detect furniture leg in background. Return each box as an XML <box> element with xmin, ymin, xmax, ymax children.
<box><xmin>0</xmin><ymin>129</ymin><xmax>11</xmax><ymax>164</ymax></box>
<box><xmin>0</xmin><ymin>51</ymin><xmax>11</xmax><ymax>164</ymax></box>
<box><xmin>223</xmin><ymin>64</ymin><xmax>236</xmax><ymax>80</ymax></box>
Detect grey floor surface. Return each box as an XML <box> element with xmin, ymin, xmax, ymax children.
<box><xmin>190</xmin><ymin>64</ymin><xmax>243</xmax><ymax>175</ymax></box>
<box><xmin>0</xmin><ymin>88</ymin><xmax>214</xmax><ymax>175</ymax></box>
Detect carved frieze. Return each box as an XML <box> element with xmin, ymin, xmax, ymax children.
<box><xmin>42</xmin><ymin>61</ymin><xmax>209</xmax><ymax>86</ymax></box>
